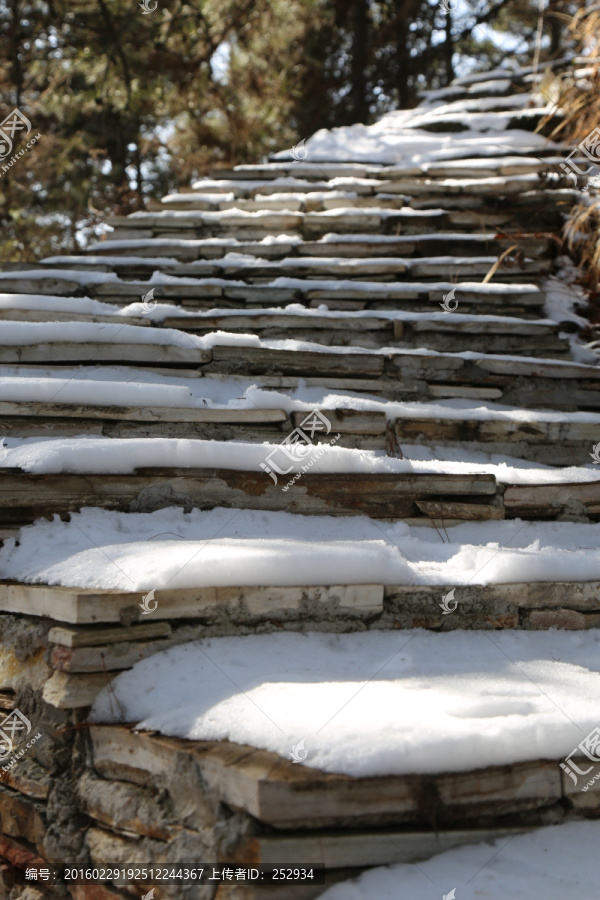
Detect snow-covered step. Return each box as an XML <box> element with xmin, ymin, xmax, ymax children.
<box><xmin>85</xmin><ymin>232</ymin><xmax>552</xmax><ymax>261</ymax></box>
<box><xmin>4</xmin><ymin>580</ymin><xmax>600</xmax><ymax>632</ymax></box>
<box><xmin>376</xmin><ymin>173</ymin><xmax>551</xmax><ymax>196</ymax></box>
<box><xmin>2</xmin><ymin>379</ymin><xmax>597</xmax><ymax>457</ymax></box>
<box><xmin>189</xmin><ymin>157</ymin><xmax>567</xmax><ymax>195</ymax></box>
<box><xmin>0</xmin><ymin>320</ymin><xmax>213</xmax><ymax>367</ymax></box>
<box><xmin>0</xmin><ymin>271</ymin><xmax>548</xmax><ymax>319</ymax></box>
<box><xmin>189</xmin><ymin>176</ymin><xmax>383</xmax><ymax>196</ymax></box>
<box><xmin>84</xmin><ymin>627</ymin><xmax>600</xmax><ymax>828</ymax></box>
<box><xmin>153</xmin><ymin>174</ymin><xmax>565</xmax><ymax>212</ymax></box>
<box><xmin>393</xmin><ymin>414</ymin><xmax>599</xmax><ymax>466</ymax></box>
<box><xmin>4</xmin><ymin>507</ymin><xmax>600</xmax><ymax>628</ymax></box>
<box><xmin>38</xmin><ymin>253</ymin><xmax>551</xmax><ymax>282</ymax></box>
<box><xmin>0</xmin><ymin>398</ymin><xmax>386</xmax><ymax>448</ymax></box>
<box><xmin>150</xmin><ymin>190</ymin><xmax>410</xmax><ymax>213</ymax></box>
<box><xmin>421</xmin><ymin>154</ymin><xmax>572</xmax><ymax>178</ymax></box>
<box><xmin>4</xmin><ymin>392</ymin><xmax>596</xmax><ymax>462</ymax></box>
<box><xmin>2</xmin><ymin>432</ymin><xmax>600</xmax><ymax>526</ymax></box>
<box><xmin>208</xmin><ymin>162</ymin><xmax>375</xmax><ymax>180</ymax></box>
<box><xmin>163</xmin><ymin>310</ymin><xmax>568</xmax><ymax>357</ymax></box>
<box><xmin>1</xmin><ymin>324</ymin><xmax>592</xmax><ymax>408</ymax></box>
<box><xmin>84</xmin><ymin>721</ymin><xmax>600</xmax><ymax>898</ymax></box>
<box><xmin>201</xmin><ymin>154</ymin><xmax>569</xmax><ymax>188</ymax></box>
<box><xmin>206</xmin><ymin>346</ymin><xmax>600</xmax><ymax>410</ymax></box>
<box><xmin>104</xmin><ymin>204</ymin><xmax>550</xmax><ymax>240</ymax></box>
<box><xmin>0</xmin><ymin>466</ymin><xmax>501</xmax><ymax>528</ymax></box>
<box><xmin>297</xmin><ymin>232</ymin><xmax>550</xmax><ymax>259</ymax></box>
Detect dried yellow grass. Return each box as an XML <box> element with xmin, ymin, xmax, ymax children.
<box><xmin>547</xmin><ymin>4</ymin><xmax>600</xmax><ymax>289</ymax></box>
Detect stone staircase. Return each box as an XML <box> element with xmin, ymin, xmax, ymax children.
<box><xmin>0</xmin><ymin>64</ymin><xmax>599</xmax><ymax>899</ymax></box>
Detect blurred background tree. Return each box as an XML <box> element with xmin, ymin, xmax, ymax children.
<box><xmin>0</xmin><ymin>0</ymin><xmax>585</xmax><ymax>260</ymax></box>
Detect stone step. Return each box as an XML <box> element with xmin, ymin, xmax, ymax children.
<box><xmin>0</xmin><ymin>469</ymin><xmax>501</xmax><ymax>528</ymax></box>
<box><xmin>0</xmin><ymin>308</ymin><xmax>151</xmax><ymax>326</ymax></box>
<box><xmin>90</xmin><ymin>726</ymin><xmax>581</xmax><ymax>830</ymax></box>
<box><xmin>206</xmin><ymin>346</ymin><xmax>600</xmax><ymax>410</ymax></box>
<box><xmin>187</xmin><ymin>157</ymin><xmax>567</xmax><ymax>193</ymax></box>
<box><xmin>0</xmin><ymin>273</ymin><xmax>548</xmax><ymax>319</ymax></box>
<box><xmin>83</xmin><ymin>232</ymin><xmax>552</xmax><ymax>261</ymax></box>
<box><xmin>1</xmin><ymin>464</ymin><xmax>599</xmax><ymax>528</ymax></box>
<box><xmin>393</xmin><ymin>414</ymin><xmax>598</xmax><ymax>466</ymax></box>
<box><xmin>2</xmin><ymin>340</ymin><xmax>594</xmax><ymax>408</ymax></box>
<box><xmin>162</xmin><ymin>312</ymin><xmax>568</xmax><ymax>357</ymax></box>
<box><xmin>2</xmin><ymin>397</ymin><xmax>594</xmax><ymax>465</ymax></box>
<box><xmin>3</xmin><ymin>581</ymin><xmax>598</xmax><ymax>630</ymax></box>
<box><xmin>104</xmin><ymin>203</ymin><xmax>563</xmax><ymax>240</ymax></box>
<box><xmin>79</xmin><ymin>720</ymin><xmax>596</xmax><ymax>899</ymax></box>
<box><xmin>151</xmin><ymin>174</ymin><xmax>563</xmax><ymax>212</ymax></box>
<box><xmin>36</xmin><ymin>253</ymin><xmax>552</xmax><ymax>282</ymax></box>
<box><xmin>0</xmin><ymin>402</ymin><xmax>386</xmax><ymax>449</ymax></box>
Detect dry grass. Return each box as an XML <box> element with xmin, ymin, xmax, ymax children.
<box><xmin>544</xmin><ymin>5</ymin><xmax>600</xmax><ymax>298</ymax></box>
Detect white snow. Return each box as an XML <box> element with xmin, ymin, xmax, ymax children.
<box><xmin>264</xmin><ymin>275</ymin><xmax>542</xmax><ymax>297</ymax></box>
<box><xmin>0</xmin><ymin>267</ymin><xmax>245</xmax><ymax>289</ymax></box>
<box><xmin>11</xmin><ymin>316</ymin><xmax>590</xmax><ymax>363</ymax></box>
<box><xmin>89</xmin><ymin>628</ymin><xmax>600</xmax><ymax>777</ymax></box>
<box><xmin>0</xmin><ymin>377</ymin><xmax>194</xmax><ymax>408</ymax></box>
<box><xmin>0</xmin><ymin>293</ymin><xmax>138</xmax><ymax>317</ymax></box>
<box><xmin>161</xmin><ymin>191</ymin><xmax>235</xmax><ymax>204</ymax></box>
<box><xmin>2</xmin><ymin>365</ymin><xmax>600</xmax><ymax>426</ymax></box>
<box><xmin>87</xmin><ymin>230</ymin><xmax>506</xmax><ymax>255</ymax></box>
<box><xmin>0</xmin><ymin>268</ymin><xmax>120</xmax><ymax>285</ymax></box>
<box><xmin>0</xmin><ymin>320</ymin><xmax>268</xmax><ymax>351</ymax></box>
<box><xmin>318</xmin><ymin>821</ymin><xmax>600</xmax><ymax>899</ymax></box>
<box><xmin>41</xmin><ymin>255</ymin><xmax>182</xmax><ymax>266</ymax></box>
<box><xmin>136</xmin><ymin>302</ymin><xmax>554</xmax><ymax>328</ymax></box>
<box><xmin>0</xmin><ymin>296</ymin><xmax>558</xmax><ymax>331</ymax></box>
<box><xmin>88</xmin><ymin>234</ymin><xmax>303</xmax><ymax>252</ymax></box>
<box><xmin>1</xmin><ymin>434</ymin><xmax>598</xmax><ymax>484</ymax></box>
<box><xmin>273</xmin><ymin>108</ymin><xmax>563</xmax><ymax>165</ymax></box>
<box><xmin>3</xmin><ymin>506</ymin><xmax>600</xmax><ymax>589</ymax></box>
<box><xmin>128</xmin><ymin>208</ymin><xmax>303</xmax><ymax>221</ymax></box>
<box><xmin>0</xmin><ymin>320</ymin><xmax>213</xmax><ymax>349</ymax></box>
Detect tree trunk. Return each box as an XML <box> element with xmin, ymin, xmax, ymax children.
<box><xmin>444</xmin><ymin>6</ymin><xmax>454</xmax><ymax>85</ymax></box>
<box><xmin>349</xmin><ymin>0</ymin><xmax>370</xmax><ymax>123</ymax></box>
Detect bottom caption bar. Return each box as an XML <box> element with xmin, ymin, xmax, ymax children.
<box><xmin>17</xmin><ymin>864</ymin><xmax>325</xmax><ymax>886</ymax></box>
